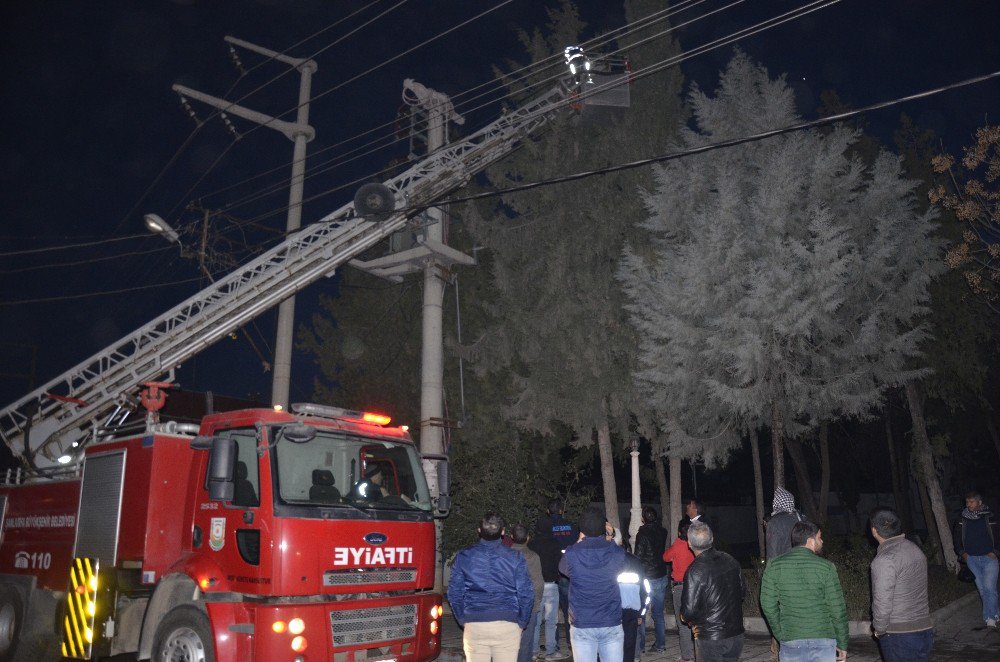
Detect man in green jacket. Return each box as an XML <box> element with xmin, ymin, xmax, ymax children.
<box><xmin>760</xmin><ymin>521</ymin><xmax>848</xmax><ymax>661</ymax></box>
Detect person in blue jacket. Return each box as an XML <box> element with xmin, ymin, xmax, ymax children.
<box><xmin>449</xmin><ymin>512</ymin><xmax>534</xmax><ymax>662</ymax></box>
<box><xmin>558</xmin><ymin>507</ymin><xmax>627</xmax><ymax>662</ymax></box>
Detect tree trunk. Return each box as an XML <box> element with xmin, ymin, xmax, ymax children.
<box><xmin>786</xmin><ymin>439</ymin><xmax>820</xmax><ymax>523</ymax></box>
<box><xmin>750</xmin><ymin>432</ymin><xmax>766</xmax><ymax>559</ymax></box>
<box><xmin>987</xmin><ymin>418</ymin><xmax>1000</xmax><ymax>463</ymax></box>
<box><xmin>818</xmin><ymin>422</ymin><xmax>830</xmax><ymax>529</ymax></box>
<box><xmin>596</xmin><ymin>416</ymin><xmax>621</xmax><ymax>531</ymax></box>
<box><xmin>884</xmin><ymin>408</ymin><xmax>913</xmax><ymax>531</ymax></box>
<box><xmin>654</xmin><ymin>449</ymin><xmax>670</xmax><ymax>532</ymax></box>
<box><xmin>669</xmin><ymin>455</ymin><xmax>683</xmax><ymax>542</ymax></box>
<box><xmin>917</xmin><ymin>479</ymin><xmax>941</xmax><ymax>563</ymax></box>
<box><xmin>904</xmin><ymin>381</ymin><xmax>957</xmax><ymax>572</ymax></box>
<box><xmin>771</xmin><ymin>401</ymin><xmax>785</xmax><ymax>490</ymax></box>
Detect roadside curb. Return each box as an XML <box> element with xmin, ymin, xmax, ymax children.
<box><xmin>928</xmin><ymin>589</ymin><xmax>979</xmax><ymax>624</ymax></box>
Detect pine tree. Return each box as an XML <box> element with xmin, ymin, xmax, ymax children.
<box><xmin>619</xmin><ymin>52</ymin><xmax>941</xmax><ymax>517</ymax></box>
<box><xmin>464</xmin><ymin>0</ymin><xmax>686</xmax><ymax>527</ymax></box>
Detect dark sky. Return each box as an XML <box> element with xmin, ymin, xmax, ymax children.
<box><xmin>1</xmin><ymin>0</ymin><xmax>997</xmax><ymax>412</ymax></box>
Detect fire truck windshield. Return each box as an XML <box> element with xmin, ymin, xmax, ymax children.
<box><xmin>272</xmin><ymin>427</ymin><xmax>431</xmax><ymax>512</ymax></box>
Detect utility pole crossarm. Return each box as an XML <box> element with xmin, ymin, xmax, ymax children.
<box><xmin>172</xmin><ymin>84</ymin><xmax>314</xmax><ymax>142</ymax></box>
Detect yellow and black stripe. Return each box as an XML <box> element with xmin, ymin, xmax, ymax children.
<box><xmin>61</xmin><ymin>557</ymin><xmax>99</xmax><ymax>659</ymax></box>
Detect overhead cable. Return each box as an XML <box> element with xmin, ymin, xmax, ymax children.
<box><xmin>194</xmin><ymin>0</ymin><xmax>723</xmax><ymax>211</ymax></box>
<box><xmin>162</xmin><ymin>0</ymin><xmax>515</xmax><ymax>221</ymax></box>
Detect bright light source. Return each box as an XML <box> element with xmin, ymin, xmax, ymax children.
<box><xmin>401</xmin><ymin>425</ymin><xmax>409</xmax><ymax>432</ymax></box>
<box><xmin>273</xmin><ymin>404</ymin><xmax>284</xmax><ymax>412</ymax></box>
<box><xmin>362</xmin><ymin>412</ymin><xmax>391</xmax><ymax>426</ymax></box>
<box><xmin>288</xmin><ymin>618</ymin><xmax>305</xmax><ymax>635</ymax></box>
<box><xmin>291</xmin><ymin>636</ymin><xmax>307</xmax><ymax>652</ymax></box>
<box><xmin>272</xmin><ymin>621</ymin><xmax>287</xmax><ymax>634</ymax></box>
<box><xmin>144</xmin><ymin>213</ymin><xmax>180</xmax><ymax>243</ymax></box>
<box><xmin>57</xmin><ymin>454</ymin><xmax>73</xmax><ymax>464</ymax></box>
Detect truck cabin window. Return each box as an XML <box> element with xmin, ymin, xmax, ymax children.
<box><xmin>273</xmin><ymin>427</ymin><xmax>431</xmax><ymax>512</ymax></box>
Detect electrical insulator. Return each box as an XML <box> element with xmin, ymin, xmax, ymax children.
<box><xmin>178</xmin><ymin>96</ymin><xmax>202</xmax><ymax>127</ymax></box>
<box><xmin>228</xmin><ymin>45</ymin><xmax>247</xmax><ymax>76</ymax></box>
<box><xmin>220</xmin><ymin>111</ymin><xmax>241</xmax><ymax>140</ymax></box>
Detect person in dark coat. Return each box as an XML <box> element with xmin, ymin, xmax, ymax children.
<box><xmin>528</xmin><ymin>529</ymin><xmax>566</xmax><ymax>659</ymax></box>
<box><xmin>680</xmin><ymin>522</ymin><xmax>745</xmax><ymax>662</ymax></box>
<box><xmin>535</xmin><ymin>498</ymin><xmax>579</xmax><ymax>651</ymax></box>
<box><xmin>448</xmin><ymin>513</ymin><xmax>534</xmax><ymax>662</ymax></box>
<box><xmin>953</xmin><ymin>491</ymin><xmax>999</xmax><ymax>630</ymax></box>
<box><xmin>765</xmin><ymin>486</ymin><xmax>808</xmax><ymax>561</ymax></box>
<box><xmin>558</xmin><ymin>508</ymin><xmax>626</xmax><ymax>662</ymax></box>
<box><xmin>633</xmin><ymin>506</ymin><xmax>668</xmax><ymax>653</ymax></box>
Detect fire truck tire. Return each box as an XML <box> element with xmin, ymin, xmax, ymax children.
<box><xmin>151</xmin><ymin>605</ymin><xmax>215</xmax><ymax>662</ymax></box>
<box><xmin>353</xmin><ymin>182</ymin><xmax>395</xmax><ymax>222</ymax></box>
<box><xmin>0</xmin><ymin>586</ymin><xmax>23</xmax><ymax>662</ymax></box>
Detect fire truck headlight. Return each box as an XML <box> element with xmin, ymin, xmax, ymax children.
<box><xmin>429</xmin><ymin>621</ymin><xmax>439</xmax><ymax>635</ymax></box>
<box><xmin>84</xmin><ymin>627</ymin><xmax>93</xmax><ymax>643</ymax></box>
<box><xmin>291</xmin><ymin>635</ymin><xmax>308</xmax><ymax>652</ymax></box>
<box><xmin>272</xmin><ymin>620</ymin><xmax>287</xmax><ymax>634</ymax></box>
<box><xmin>86</xmin><ymin>601</ymin><xmax>96</xmax><ymax>617</ymax></box>
<box><xmin>89</xmin><ymin>576</ymin><xmax>98</xmax><ymax>592</ymax></box>
<box><xmin>289</xmin><ymin>618</ymin><xmax>305</xmax><ymax>635</ymax></box>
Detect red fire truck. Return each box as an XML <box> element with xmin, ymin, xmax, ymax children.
<box><xmin>0</xmin><ymin>48</ymin><xmax>623</xmax><ymax>661</ymax></box>
<box><xmin>0</xmin><ymin>399</ymin><xmax>448</xmax><ymax>661</ymax></box>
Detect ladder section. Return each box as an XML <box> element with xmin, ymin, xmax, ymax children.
<box><xmin>0</xmin><ymin>82</ymin><xmax>571</xmax><ymax>468</ymax></box>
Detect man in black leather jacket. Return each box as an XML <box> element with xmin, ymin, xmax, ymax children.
<box><xmin>633</xmin><ymin>506</ymin><xmax>669</xmax><ymax>652</ymax></box>
<box><xmin>680</xmin><ymin>522</ymin><xmax>745</xmax><ymax>662</ymax></box>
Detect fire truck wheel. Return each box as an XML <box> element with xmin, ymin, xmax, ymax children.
<box><xmin>0</xmin><ymin>586</ymin><xmax>23</xmax><ymax>662</ymax></box>
<box><xmin>151</xmin><ymin>605</ymin><xmax>215</xmax><ymax>662</ymax></box>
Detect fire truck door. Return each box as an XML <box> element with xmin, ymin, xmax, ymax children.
<box><xmin>195</xmin><ymin>429</ymin><xmax>266</xmax><ymax>584</ymax></box>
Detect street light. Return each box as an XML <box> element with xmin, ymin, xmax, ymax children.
<box><xmin>144</xmin><ymin>213</ymin><xmax>180</xmax><ymax>243</ymax></box>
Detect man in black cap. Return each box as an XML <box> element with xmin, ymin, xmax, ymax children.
<box><xmin>558</xmin><ymin>507</ymin><xmax>626</xmax><ymax>662</ymax></box>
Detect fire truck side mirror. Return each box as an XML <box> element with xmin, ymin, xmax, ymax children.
<box><xmin>207</xmin><ymin>437</ymin><xmax>236</xmax><ymax>502</ymax></box>
<box><xmin>190</xmin><ymin>435</ymin><xmax>214</xmax><ymax>450</ymax></box>
<box><xmin>422</xmin><ymin>453</ymin><xmax>450</xmax><ymax>518</ymax></box>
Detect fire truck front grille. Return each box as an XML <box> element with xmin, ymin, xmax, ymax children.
<box><xmin>330</xmin><ymin>603</ymin><xmax>416</xmax><ymax>647</ymax></box>
<box><xmin>323</xmin><ymin>567</ymin><xmax>417</xmax><ymax>586</ymax></box>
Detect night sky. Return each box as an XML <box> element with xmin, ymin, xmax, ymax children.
<box><xmin>1</xmin><ymin>0</ymin><xmax>997</xmax><ymax>412</ymax></box>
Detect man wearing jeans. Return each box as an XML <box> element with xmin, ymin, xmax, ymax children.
<box><xmin>953</xmin><ymin>491</ymin><xmax>1000</xmax><ymax>631</ymax></box>
<box><xmin>558</xmin><ymin>507</ymin><xmax>626</xmax><ymax>662</ymax></box>
<box><xmin>760</xmin><ymin>521</ymin><xmax>848</xmax><ymax>661</ymax></box>
<box><xmin>529</xmin><ymin>526</ymin><xmax>565</xmax><ymax>659</ymax></box>
<box><xmin>870</xmin><ymin>508</ymin><xmax>934</xmax><ymax>661</ymax></box>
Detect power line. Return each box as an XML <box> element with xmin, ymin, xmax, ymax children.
<box><xmin>224</xmin><ymin>0</ymin><xmax>845</xmax><ymax>229</ymax></box>
<box><xmin>193</xmin><ymin>0</ymin><xmax>723</xmax><ymax>212</ymax></box>
<box><xmin>0</xmin><ymin>245</ymin><xmax>173</xmax><ymax>275</ymax></box>
<box><xmin>161</xmin><ymin>0</ymin><xmax>514</xmax><ymax>222</ymax></box>
<box><xmin>27</xmin><ymin>67</ymin><xmax>992</xmax><ymax>309</ymax></box>
<box><xmin>0</xmin><ymin>233</ymin><xmax>152</xmax><ymax>257</ymax></box>
<box><xmin>0</xmin><ymin>276</ymin><xmax>205</xmax><ymax>306</ymax></box>
<box><xmin>208</xmin><ymin>0</ymin><xmax>760</xmax><ymax>222</ymax></box>
<box><xmin>113</xmin><ymin>0</ymin><xmax>405</xmax><ymax>234</ymax></box>
<box><xmin>430</xmin><ymin>70</ymin><xmax>1000</xmax><ymax>209</ymax></box>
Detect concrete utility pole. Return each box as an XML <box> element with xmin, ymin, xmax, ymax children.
<box><xmin>173</xmin><ymin>35</ymin><xmax>316</xmax><ymax>409</ymax></box>
<box><xmin>351</xmin><ymin>80</ymin><xmax>470</xmax><ymax>590</ymax></box>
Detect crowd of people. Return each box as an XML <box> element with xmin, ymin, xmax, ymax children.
<box><xmin>447</xmin><ymin>489</ymin><xmax>998</xmax><ymax>662</ymax></box>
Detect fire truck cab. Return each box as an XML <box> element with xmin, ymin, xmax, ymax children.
<box><xmin>0</xmin><ymin>403</ymin><xmax>448</xmax><ymax>662</ymax></box>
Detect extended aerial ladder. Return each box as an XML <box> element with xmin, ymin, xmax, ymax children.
<box><xmin>0</xmin><ymin>69</ymin><xmax>606</xmax><ymax>472</ymax></box>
